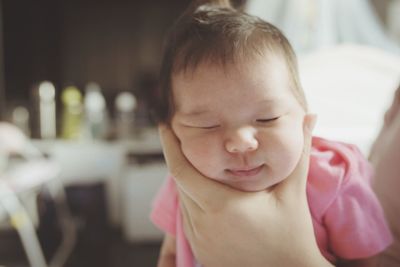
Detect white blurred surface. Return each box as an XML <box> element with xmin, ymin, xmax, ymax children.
<box><xmin>246</xmin><ymin>0</ymin><xmax>400</xmax><ymax>54</ymax></box>
<box><xmin>299</xmin><ymin>45</ymin><xmax>400</xmax><ymax>154</ymax></box>
<box><xmin>121</xmin><ymin>163</ymin><xmax>166</xmax><ymax>242</ymax></box>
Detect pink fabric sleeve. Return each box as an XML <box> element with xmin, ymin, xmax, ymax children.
<box><xmin>150</xmin><ymin>175</ymin><xmax>179</xmax><ymax>236</ymax></box>
<box><xmin>324</xmin><ymin>145</ymin><xmax>393</xmax><ymax>259</ymax></box>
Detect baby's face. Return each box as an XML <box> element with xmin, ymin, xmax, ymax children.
<box><xmin>171</xmin><ymin>56</ymin><xmax>305</xmax><ymax>192</ymax></box>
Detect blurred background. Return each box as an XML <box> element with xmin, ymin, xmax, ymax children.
<box><xmin>0</xmin><ymin>0</ymin><xmax>399</xmax><ymax>266</ymax></box>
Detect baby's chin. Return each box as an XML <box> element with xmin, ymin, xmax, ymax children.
<box><xmin>208</xmin><ymin>175</ymin><xmax>279</xmax><ymax>192</ymax></box>
<box><xmin>224</xmin><ymin>181</ymin><xmax>274</xmax><ymax>192</ymax></box>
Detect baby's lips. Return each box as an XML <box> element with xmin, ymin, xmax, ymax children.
<box><xmin>227</xmin><ymin>164</ymin><xmax>264</xmax><ymax>177</ymax></box>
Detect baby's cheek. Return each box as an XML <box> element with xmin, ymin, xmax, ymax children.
<box><xmin>181</xmin><ymin>141</ymin><xmax>206</xmax><ymax>162</ymax></box>
<box><xmin>181</xmin><ymin>139</ymin><xmax>212</xmax><ymax>165</ymax></box>
<box><xmin>181</xmin><ymin>137</ymin><xmax>222</xmax><ymax>179</ymax></box>
<box><xmin>270</xmin><ymin>126</ymin><xmax>304</xmax><ymax>174</ymax></box>
<box><xmin>283</xmin><ymin>129</ymin><xmax>304</xmax><ymax>169</ymax></box>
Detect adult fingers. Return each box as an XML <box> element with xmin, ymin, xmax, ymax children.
<box><xmin>158</xmin><ymin>124</ymin><xmax>235</xmax><ymax>210</ymax></box>
<box><xmin>274</xmin><ymin>113</ymin><xmax>317</xmax><ymax>199</ymax></box>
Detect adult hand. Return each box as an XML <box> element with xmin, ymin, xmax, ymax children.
<box><xmin>159</xmin><ymin>114</ymin><xmax>334</xmax><ymax>267</ymax></box>
<box><xmin>370</xmin><ymin>87</ymin><xmax>400</xmax><ymax>267</ymax></box>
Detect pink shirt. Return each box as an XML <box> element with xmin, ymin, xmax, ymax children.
<box><xmin>151</xmin><ymin>137</ymin><xmax>393</xmax><ymax>266</ymax></box>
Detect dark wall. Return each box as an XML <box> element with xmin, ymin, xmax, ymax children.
<box><xmin>0</xmin><ymin>1</ymin><xmax>5</xmax><ymax>119</ymax></box>
<box><xmin>3</xmin><ymin>0</ymin><xmax>62</xmax><ymax>104</ymax></box>
<box><xmin>2</xmin><ymin>0</ymin><xmax>189</xmax><ymax>112</ymax></box>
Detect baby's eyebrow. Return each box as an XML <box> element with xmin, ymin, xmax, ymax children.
<box><xmin>256</xmin><ymin>98</ymin><xmax>278</xmax><ymax>105</ymax></box>
<box><xmin>184</xmin><ymin>110</ymin><xmax>209</xmax><ymax>116</ymax></box>
<box><xmin>179</xmin><ymin>100</ymin><xmax>279</xmax><ymax>117</ymax></box>
<box><xmin>178</xmin><ymin>107</ymin><xmax>213</xmax><ymax>117</ymax></box>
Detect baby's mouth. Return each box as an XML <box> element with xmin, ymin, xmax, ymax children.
<box><xmin>226</xmin><ymin>164</ymin><xmax>264</xmax><ymax>177</ymax></box>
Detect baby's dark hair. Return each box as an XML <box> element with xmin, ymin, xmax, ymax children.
<box><xmin>154</xmin><ymin>0</ymin><xmax>307</xmax><ymax>123</ymax></box>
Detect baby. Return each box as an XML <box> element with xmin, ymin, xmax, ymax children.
<box><xmin>151</xmin><ymin>1</ymin><xmax>393</xmax><ymax>266</ymax></box>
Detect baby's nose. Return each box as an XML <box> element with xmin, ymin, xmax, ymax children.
<box><xmin>225</xmin><ymin>127</ymin><xmax>258</xmax><ymax>153</ymax></box>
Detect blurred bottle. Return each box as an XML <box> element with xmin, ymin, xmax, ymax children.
<box><xmin>83</xmin><ymin>82</ymin><xmax>109</xmax><ymax>140</ymax></box>
<box><xmin>11</xmin><ymin>106</ymin><xmax>30</xmax><ymax>137</ymax></box>
<box><xmin>115</xmin><ymin>92</ymin><xmax>137</xmax><ymax>140</ymax></box>
<box><xmin>61</xmin><ymin>86</ymin><xmax>83</xmax><ymax>139</ymax></box>
<box><xmin>38</xmin><ymin>81</ymin><xmax>56</xmax><ymax>139</ymax></box>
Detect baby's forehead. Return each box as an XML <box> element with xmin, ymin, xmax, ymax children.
<box><xmin>174</xmin><ymin>49</ymin><xmax>288</xmax><ymax>74</ymax></box>
<box><xmin>172</xmin><ymin>54</ymin><xmax>291</xmax><ymax>90</ymax></box>
<box><xmin>172</xmin><ymin>59</ymin><xmax>296</xmax><ymax>113</ymax></box>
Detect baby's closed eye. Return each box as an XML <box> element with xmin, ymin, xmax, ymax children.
<box><xmin>256</xmin><ymin>116</ymin><xmax>280</xmax><ymax>123</ymax></box>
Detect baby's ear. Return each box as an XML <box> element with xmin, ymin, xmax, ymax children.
<box><xmin>304</xmin><ymin>113</ymin><xmax>317</xmax><ymax>134</ymax></box>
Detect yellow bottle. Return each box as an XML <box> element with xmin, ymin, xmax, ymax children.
<box><xmin>61</xmin><ymin>86</ymin><xmax>83</xmax><ymax>139</ymax></box>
